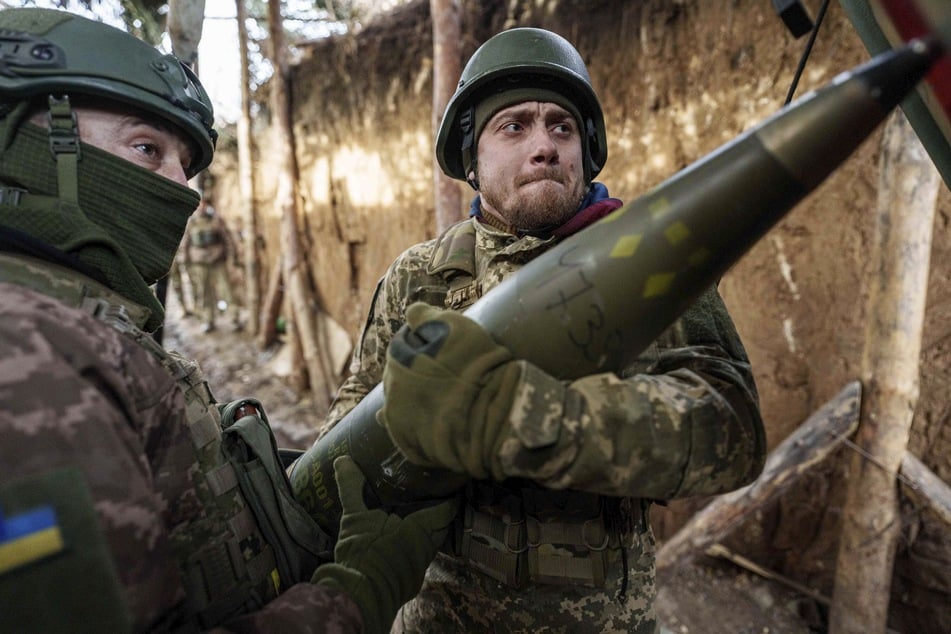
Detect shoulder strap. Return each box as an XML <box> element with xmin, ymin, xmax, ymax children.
<box><xmin>0</xmin><ymin>252</ymin><xmax>152</xmax><ymax>328</ymax></box>
<box><xmin>428</xmin><ymin>220</ymin><xmax>481</xmax><ymax>310</ymax></box>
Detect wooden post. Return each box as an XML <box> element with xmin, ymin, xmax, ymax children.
<box><xmin>656</xmin><ymin>381</ymin><xmax>861</xmax><ymax>570</ymax></box>
<box><xmin>257</xmin><ymin>261</ymin><xmax>283</xmax><ymax>349</ymax></box>
<box><xmin>430</xmin><ymin>0</ymin><xmax>463</xmax><ymax>232</ymax></box>
<box><xmin>167</xmin><ymin>0</ymin><xmax>206</xmax><ymax>64</ymax></box>
<box><xmin>265</xmin><ymin>0</ymin><xmax>332</xmax><ymax>408</ymax></box>
<box><xmin>900</xmin><ymin>452</ymin><xmax>951</xmax><ymax>528</ymax></box>
<box><xmin>236</xmin><ymin>0</ymin><xmax>261</xmax><ymax>335</ymax></box>
<box><xmin>829</xmin><ymin>111</ymin><xmax>941</xmax><ymax>634</ymax></box>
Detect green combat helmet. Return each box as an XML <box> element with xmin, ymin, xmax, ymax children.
<box><xmin>0</xmin><ymin>7</ymin><xmax>216</xmax><ymax>177</ymax></box>
<box><xmin>435</xmin><ymin>27</ymin><xmax>607</xmax><ymax>186</ymax></box>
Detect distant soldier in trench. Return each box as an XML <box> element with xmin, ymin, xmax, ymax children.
<box><xmin>184</xmin><ymin>195</ymin><xmax>242</xmax><ymax>332</ymax></box>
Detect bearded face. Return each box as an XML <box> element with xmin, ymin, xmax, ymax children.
<box><xmin>473</xmin><ymin>101</ymin><xmax>586</xmax><ymax>232</ymax></box>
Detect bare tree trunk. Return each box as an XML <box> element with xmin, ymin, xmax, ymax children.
<box><xmin>430</xmin><ymin>0</ymin><xmax>463</xmax><ymax>232</ymax></box>
<box><xmin>324</xmin><ymin>0</ymin><xmax>337</xmax><ymax>21</ymax></box>
<box><xmin>829</xmin><ymin>111</ymin><xmax>941</xmax><ymax>634</ymax></box>
<box><xmin>257</xmin><ymin>257</ymin><xmax>283</xmax><ymax>349</ymax></box>
<box><xmin>235</xmin><ymin>0</ymin><xmax>261</xmax><ymax>335</ymax></box>
<box><xmin>155</xmin><ymin>0</ymin><xmax>206</xmax><ymax>346</ymax></box>
<box><xmin>167</xmin><ymin>0</ymin><xmax>206</xmax><ymax>65</ymax></box>
<box><xmin>285</xmin><ymin>317</ymin><xmax>308</xmax><ymax>393</ymax></box>
<box><xmin>265</xmin><ymin>0</ymin><xmax>332</xmax><ymax>409</ymax></box>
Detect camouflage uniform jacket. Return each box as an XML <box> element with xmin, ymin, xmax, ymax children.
<box><xmin>184</xmin><ymin>208</ymin><xmax>233</xmax><ymax>265</ymax></box>
<box><xmin>324</xmin><ymin>217</ymin><xmax>765</xmax><ymax>633</ymax></box>
<box><xmin>0</xmin><ymin>252</ymin><xmax>362</xmax><ymax>633</ymax></box>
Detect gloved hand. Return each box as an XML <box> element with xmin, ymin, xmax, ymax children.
<box><xmin>380</xmin><ymin>303</ymin><xmax>566</xmax><ymax>480</ymax></box>
<box><xmin>311</xmin><ymin>455</ymin><xmax>458</xmax><ymax>634</ymax></box>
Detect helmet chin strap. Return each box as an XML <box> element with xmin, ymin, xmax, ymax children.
<box><xmin>45</xmin><ymin>94</ymin><xmax>80</xmax><ymax>206</ymax></box>
<box><xmin>460</xmin><ymin>106</ymin><xmax>480</xmax><ymax>190</ymax></box>
<box><xmin>466</xmin><ymin>170</ymin><xmax>480</xmax><ymax>191</ymax></box>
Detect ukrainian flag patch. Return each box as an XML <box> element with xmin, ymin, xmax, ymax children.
<box><xmin>0</xmin><ymin>505</ymin><xmax>65</xmax><ymax>575</ymax></box>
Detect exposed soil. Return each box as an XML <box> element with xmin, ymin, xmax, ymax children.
<box><xmin>163</xmin><ymin>294</ymin><xmax>325</xmax><ymax>449</ymax></box>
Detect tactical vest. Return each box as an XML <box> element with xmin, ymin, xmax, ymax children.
<box><xmin>0</xmin><ymin>253</ymin><xmax>332</xmax><ymax>628</ymax></box>
<box><xmin>191</xmin><ymin>226</ymin><xmax>223</xmax><ymax>248</ymax></box>
<box><xmin>427</xmin><ymin>222</ymin><xmax>644</xmax><ymax>589</ymax></box>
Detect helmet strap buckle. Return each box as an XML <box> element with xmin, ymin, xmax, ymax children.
<box><xmin>0</xmin><ymin>185</ymin><xmax>25</xmax><ymax>206</ymax></box>
<box><xmin>460</xmin><ymin>106</ymin><xmax>478</xmax><ymax>188</ymax></box>
<box><xmin>46</xmin><ymin>94</ymin><xmax>80</xmax><ymax>204</ymax></box>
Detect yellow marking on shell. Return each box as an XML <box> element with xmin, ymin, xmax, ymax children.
<box><xmin>643</xmin><ymin>272</ymin><xmax>676</xmax><ymax>298</ymax></box>
<box><xmin>664</xmin><ymin>221</ymin><xmax>690</xmax><ymax>246</ymax></box>
<box><xmin>610</xmin><ymin>234</ymin><xmax>642</xmax><ymax>258</ymax></box>
<box><xmin>648</xmin><ymin>197</ymin><xmax>671</xmax><ymax>218</ymax></box>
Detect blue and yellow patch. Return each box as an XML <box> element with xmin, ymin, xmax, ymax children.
<box><xmin>0</xmin><ymin>468</ymin><xmax>132</xmax><ymax>631</ymax></box>
<box><xmin>0</xmin><ymin>505</ymin><xmax>65</xmax><ymax>575</ymax></box>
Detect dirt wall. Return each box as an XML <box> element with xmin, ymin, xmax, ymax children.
<box><xmin>207</xmin><ymin>1</ymin><xmax>951</xmax><ymax>629</ymax></box>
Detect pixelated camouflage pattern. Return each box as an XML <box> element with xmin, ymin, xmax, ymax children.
<box><xmin>325</xmin><ymin>219</ymin><xmax>556</xmax><ymax>431</ymax></box>
<box><xmin>395</xmin><ymin>528</ymin><xmax>656</xmax><ymax>634</ymax></box>
<box><xmin>0</xmin><ymin>271</ymin><xmax>189</xmax><ymax>631</ymax></box>
<box><xmin>211</xmin><ymin>583</ymin><xmax>364</xmax><ymax>634</ymax></box>
<box><xmin>159</xmin><ymin>341</ymin><xmax>285</xmax><ymax>626</ymax></box>
<box><xmin>324</xmin><ymin>217</ymin><xmax>764</xmax><ymax>632</ymax></box>
<box><xmin>0</xmin><ymin>253</ymin><xmax>360</xmax><ymax>633</ymax></box>
<box><xmin>492</xmin><ymin>306</ymin><xmax>765</xmax><ymax>500</ymax></box>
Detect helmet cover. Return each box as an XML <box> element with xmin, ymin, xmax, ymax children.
<box><xmin>435</xmin><ymin>27</ymin><xmax>607</xmax><ymax>184</ymax></box>
<box><xmin>0</xmin><ymin>7</ymin><xmax>217</xmax><ymax>176</ymax></box>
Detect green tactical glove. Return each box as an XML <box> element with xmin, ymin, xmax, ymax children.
<box><xmin>311</xmin><ymin>455</ymin><xmax>459</xmax><ymax>634</ymax></box>
<box><xmin>380</xmin><ymin>303</ymin><xmax>566</xmax><ymax>480</ymax></box>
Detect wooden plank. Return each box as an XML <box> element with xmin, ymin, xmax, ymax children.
<box><xmin>901</xmin><ymin>452</ymin><xmax>951</xmax><ymax>527</ymax></box>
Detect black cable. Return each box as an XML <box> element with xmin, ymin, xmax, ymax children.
<box><xmin>784</xmin><ymin>0</ymin><xmax>832</xmax><ymax>105</ymax></box>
